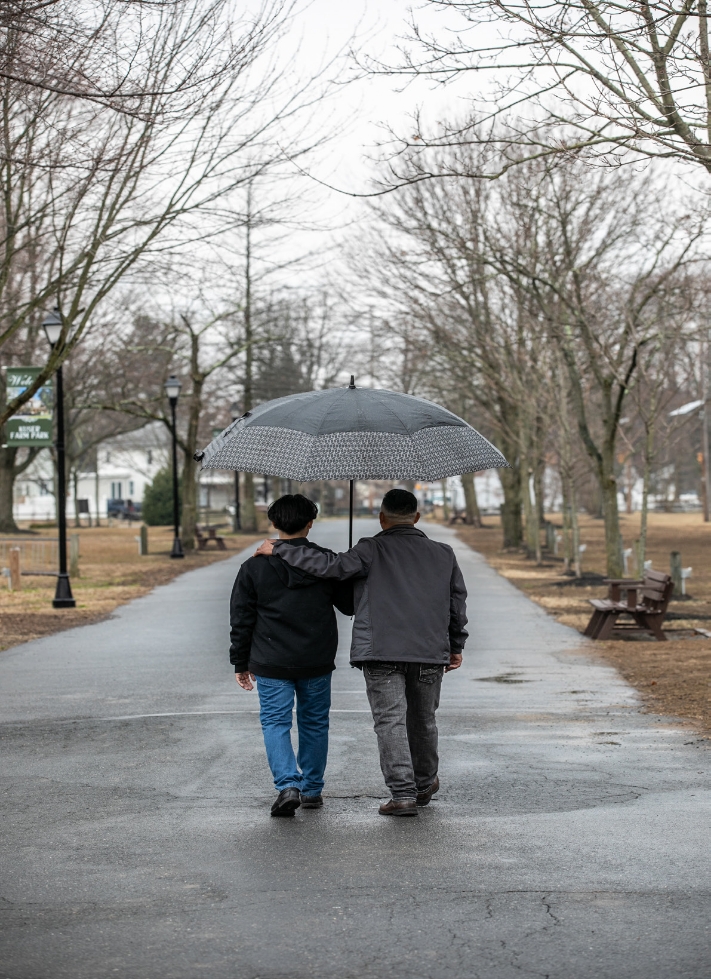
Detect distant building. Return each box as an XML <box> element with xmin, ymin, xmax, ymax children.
<box><xmin>14</xmin><ymin>424</ymin><xmax>169</xmax><ymax>523</ymax></box>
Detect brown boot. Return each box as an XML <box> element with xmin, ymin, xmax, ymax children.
<box><xmin>416</xmin><ymin>776</ymin><xmax>440</xmax><ymax>807</ymax></box>
<box><xmin>378</xmin><ymin>798</ymin><xmax>418</xmax><ymax>817</ymax></box>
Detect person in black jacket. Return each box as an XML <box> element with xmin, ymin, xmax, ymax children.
<box><xmin>230</xmin><ymin>494</ymin><xmax>352</xmax><ymax>817</ymax></box>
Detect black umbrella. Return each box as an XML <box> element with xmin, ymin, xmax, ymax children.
<box><xmin>196</xmin><ymin>377</ymin><xmax>507</xmax><ymax>545</ymax></box>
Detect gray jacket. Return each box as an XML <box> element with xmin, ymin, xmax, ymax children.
<box><xmin>272</xmin><ymin>525</ymin><xmax>468</xmax><ymax>665</ymax></box>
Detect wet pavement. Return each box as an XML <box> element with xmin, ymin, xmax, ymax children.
<box><xmin>0</xmin><ymin>519</ymin><xmax>709</xmax><ymax>978</ymax></box>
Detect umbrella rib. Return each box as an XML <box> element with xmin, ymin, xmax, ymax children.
<box><xmin>368</xmin><ymin>390</ymin><xmax>416</xmax><ymax>434</ymax></box>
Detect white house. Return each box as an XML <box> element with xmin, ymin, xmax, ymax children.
<box><xmin>14</xmin><ymin>423</ymin><xmax>170</xmax><ymax>523</ymax></box>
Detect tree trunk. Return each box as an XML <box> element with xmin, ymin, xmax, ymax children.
<box><xmin>569</xmin><ymin>478</ymin><xmax>582</xmax><ymax>578</ymax></box>
<box><xmin>499</xmin><ymin>462</ymin><xmax>522</xmax><ymax>548</ymax></box>
<box><xmin>560</xmin><ymin>472</ymin><xmax>572</xmax><ymax>572</ymax></box>
<box><xmin>440</xmin><ymin>479</ymin><xmax>450</xmax><ymax>521</ymax></box>
<box><xmin>638</xmin><ymin>423</ymin><xmax>653</xmax><ymax>571</ymax></box>
<box><xmin>600</xmin><ymin>445</ymin><xmax>624</xmax><ymax>578</ymax></box>
<box><xmin>238</xmin><ymin>184</ymin><xmax>258</xmax><ymax>535</ymax></box>
<box><xmin>241</xmin><ymin>472</ymin><xmax>257</xmax><ymax>531</ymax></box>
<box><xmin>0</xmin><ymin>446</ymin><xmax>20</xmax><ymax>533</ymax></box>
<box><xmin>460</xmin><ymin>472</ymin><xmax>482</xmax><ymax>527</ymax></box>
<box><xmin>533</xmin><ymin>455</ymin><xmax>546</xmax><ymax>528</ymax></box>
<box><xmin>521</xmin><ymin>452</ymin><xmax>541</xmax><ymax>562</ymax></box>
<box><xmin>180</xmin><ymin>347</ymin><xmax>204</xmax><ymax>550</ymax></box>
<box><xmin>73</xmin><ymin>469</ymin><xmax>80</xmax><ymax>527</ymax></box>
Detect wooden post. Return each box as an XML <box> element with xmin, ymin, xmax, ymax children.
<box><xmin>670</xmin><ymin>551</ymin><xmax>682</xmax><ymax>596</ymax></box>
<box><xmin>9</xmin><ymin>547</ymin><xmax>21</xmax><ymax>591</ymax></box>
<box><xmin>139</xmin><ymin>525</ymin><xmax>148</xmax><ymax>556</ymax></box>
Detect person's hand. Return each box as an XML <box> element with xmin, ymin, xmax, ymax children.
<box><xmin>235</xmin><ymin>671</ymin><xmax>256</xmax><ymax>690</ymax></box>
<box><xmin>254</xmin><ymin>538</ymin><xmax>275</xmax><ymax>557</ymax></box>
<box><xmin>445</xmin><ymin>653</ymin><xmax>462</xmax><ymax>673</ymax></box>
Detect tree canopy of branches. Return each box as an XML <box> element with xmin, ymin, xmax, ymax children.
<box><xmin>375</xmin><ymin>0</ymin><xmax>711</xmax><ymax>179</ymax></box>
<box><xmin>357</xmin><ymin>138</ymin><xmax>708</xmax><ymax>574</ymax></box>
<box><xmin>0</xmin><ymin>0</ymin><xmax>320</xmax><ymax>428</ymax></box>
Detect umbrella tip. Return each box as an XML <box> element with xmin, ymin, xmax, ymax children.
<box><xmin>349</xmin><ymin>375</ymin><xmax>356</xmax><ymax>389</ymax></box>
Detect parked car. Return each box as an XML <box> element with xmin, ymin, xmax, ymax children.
<box><xmin>106</xmin><ymin>498</ymin><xmax>142</xmax><ymax>520</ymax></box>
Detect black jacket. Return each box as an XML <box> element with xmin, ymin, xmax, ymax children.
<box><xmin>229</xmin><ymin>538</ymin><xmax>354</xmax><ymax>679</ymax></box>
<box><xmin>273</xmin><ymin>526</ymin><xmax>468</xmax><ymax>666</ymax></box>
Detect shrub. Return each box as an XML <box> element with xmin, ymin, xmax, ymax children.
<box><xmin>142</xmin><ymin>468</ymin><xmax>181</xmax><ymax>526</ymax></box>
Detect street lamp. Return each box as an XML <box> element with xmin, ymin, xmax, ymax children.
<box><xmin>230</xmin><ymin>401</ymin><xmax>241</xmax><ymax>531</ymax></box>
<box><xmin>164</xmin><ymin>375</ymin><xmax>184</xmax><ymax>558</ymax></box>
<box><xmin>42</xmin><ymin>306</ymin><xmax>76</xmax><ymax>608</ymax></box>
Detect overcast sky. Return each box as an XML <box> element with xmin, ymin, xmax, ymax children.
<box><xmin>191</xmin><ymin>0</ymin><xmax>478</xmax><ymax>300</ymax></box>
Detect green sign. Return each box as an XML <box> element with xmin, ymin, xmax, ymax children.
<box><xmin>3</xmin><ymin>367</ymin><xmax>53</xmax><ymax>446</ymax></box>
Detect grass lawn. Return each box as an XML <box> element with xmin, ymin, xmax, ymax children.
<box><xmin>0</xmin><ymin>524</ymin><xmax>262</xmax><ymax>653</ymax></box>
<box><xmin>452</xmin><ymin>511</ymin><xmax>711</xmax><ymax>736</ymax></box>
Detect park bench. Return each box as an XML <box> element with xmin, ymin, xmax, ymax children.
<box><xmin>584</xmin><ymin>569</ymin><xmax>674</xmax><ymax>641</ymax></box>
<box><xmin>195</xmin><ymin>524</ymin><xmax>227</xmax><ymax>551</ymax></box>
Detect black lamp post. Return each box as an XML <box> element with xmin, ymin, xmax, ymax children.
<box><xmin>42</xmin><ymin>306</ymin><xmax>76</xmax><ymax>608</ymax></box>
<box><xmin>230</xmin><ymin>401</ymin><xmax>241</xmax><ymax>531</ymax></box>
<box><xmin>164</xmin><ymin>375</ymin><xmax>184</xmax><ymax>559</ymax></box>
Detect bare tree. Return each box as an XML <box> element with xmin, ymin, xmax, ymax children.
<box><xmin>1</xmin><ymin>1</ymin><xmax>239</xmax><ymax>113</ymax></box>
<box><xmin>371</xmin><ymin>0</ymin><xmax>711</xmax><ymax>178</ymax></box>
<box><xmin>487</xmin><ymin>156</ymin><xmax>706</xmax><ymax>574</ymax></box>
<box><xmin>0</xmin><ymin>0</ymin><xmax>328</xmax><ymax>429</ymax></box>
<box><xmin>354</xmin><ymin>166</ymin><xmax>546</xmax><ymax>549</ymax></box>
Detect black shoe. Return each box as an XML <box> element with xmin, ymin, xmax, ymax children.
<box><xmin>416</xmin><ymin>776</ymin><xmax>440</xmax><ymax>807</ymax></box>
<box><xmin>271</xmin><ymin>787</ymin><xmax>301</xmax><ymax>817</ymax></box>
<box><xmin>300</xmin><ymin>794</ymin><xmax>323</xmax><ymax>809</ymax></box>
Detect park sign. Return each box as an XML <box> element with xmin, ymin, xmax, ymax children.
<box><xmin>2</xmin><ymin>367</ymin><xmax>53</xmax><ymax>446</ymax></box>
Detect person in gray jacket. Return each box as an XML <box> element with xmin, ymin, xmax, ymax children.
<box><xmin>254</xmin><ymin>488</ymin><xmax>468</xmax><ymax>817</ymax></box>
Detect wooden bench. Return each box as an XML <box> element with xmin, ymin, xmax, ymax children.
<box><xmin>195</xmin><ymin>525</ymin><xmax>226</xmax><ymax>551</ymax></box>
<box><xmin>584</xmin><ymin>569</ymin><xmax>674</xmax><ymax>641</ymax></box>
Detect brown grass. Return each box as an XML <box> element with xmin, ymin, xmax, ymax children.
<box><xmin>451</xmin><ymin>511</ymin><xmax>711</xmax><ymax>734</ymax></box>
<box><xmin>0</xmin><ymin>524</ymin><xmax>262</xmax><ymax>652</ymax></box>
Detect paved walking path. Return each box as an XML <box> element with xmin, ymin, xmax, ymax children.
<box><xmin>1</xmin><ymin>520</ymin><xmax>709</xmax><ymax>979</ymax></box>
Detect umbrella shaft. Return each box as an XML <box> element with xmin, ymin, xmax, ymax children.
<box><xmin>349</xmin><ymin>479</ymin><xmax>354</xmax><ymax>549</ymax></box>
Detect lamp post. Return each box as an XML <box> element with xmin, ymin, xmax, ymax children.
<box><xmin>229</xmin><ymin>402</ymin><xmax>242</xmax><ymax>531</ymax></box>
<box><xmin>42</xmin><ymin>306</ymin><xmax>76</xmax><ymax>608</ymax></box>
<box><xmin>164</xmin><ymin>375</ymin><xmax>184</xmax><ymax>558</ymax></box>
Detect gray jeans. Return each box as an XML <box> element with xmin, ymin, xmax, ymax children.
<box><xmin>363</xmin><ymin>661</ymin><xmax>444</xmax><ymax>800</ymax></box>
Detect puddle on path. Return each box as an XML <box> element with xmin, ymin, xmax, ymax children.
<box><xmin>474</xmin><ymin>672</ymin><xmax>531</xmax><ymax>684</ymax></box>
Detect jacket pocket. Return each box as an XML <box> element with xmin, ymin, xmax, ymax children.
<box><xmin>419</xmin><ymin>665</ymin><xmax>444</xmax><ymax>684</ymax></box>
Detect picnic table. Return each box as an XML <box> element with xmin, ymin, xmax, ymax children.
<box><xmin>195</xmin><ymin>524</ymin><xmax>227</xmax><ymax>551</ymax></box>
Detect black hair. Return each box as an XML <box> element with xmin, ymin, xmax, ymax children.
<box><xmin>267</xmin><ymin>494</ymin><xmax>318</xmax><ymax>535</ymax></box>
<box><xmin>381</xmin><ymin>488</ymin><xmax>418</xmax><ymax>517</ymax></box>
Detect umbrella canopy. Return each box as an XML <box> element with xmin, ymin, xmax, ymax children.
<box><xmin>196</xmin><ymin>381</ymin><xmax>507</xmax><ymax>479</ymax></box>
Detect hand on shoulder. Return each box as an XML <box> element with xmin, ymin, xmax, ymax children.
<box><xmin>254</xmin><ymin>538</ymin><xmax>276</xmax><ymax>557</ymax></box>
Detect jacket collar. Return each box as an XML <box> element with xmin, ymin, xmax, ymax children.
<box><xmin>375</xmin><ymin>525</ymin><xmax>427</xmax><ymax>538</ymax></box>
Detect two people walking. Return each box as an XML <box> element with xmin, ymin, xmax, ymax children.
<box><xmin>230</xmin><ymin>488</ymin><xmax>468</xmax><ymax>817</ymax></box>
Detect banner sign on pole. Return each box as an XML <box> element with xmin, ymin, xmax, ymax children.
<box><xmin>2</xmin><ymin>367</ymin><xmax>53</xmax><ymax>446</ymax></box>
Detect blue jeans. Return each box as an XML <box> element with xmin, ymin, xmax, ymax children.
<box><xmin>256</xmin><ymin>674</ymin><xmax>332</xmax><ymax>795</ymax></box>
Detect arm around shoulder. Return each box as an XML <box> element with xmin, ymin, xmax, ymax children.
<box><xmin>273</xmin><ymin>538</ymin><xmax>372</xmax><ymax>580</ymax></box>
